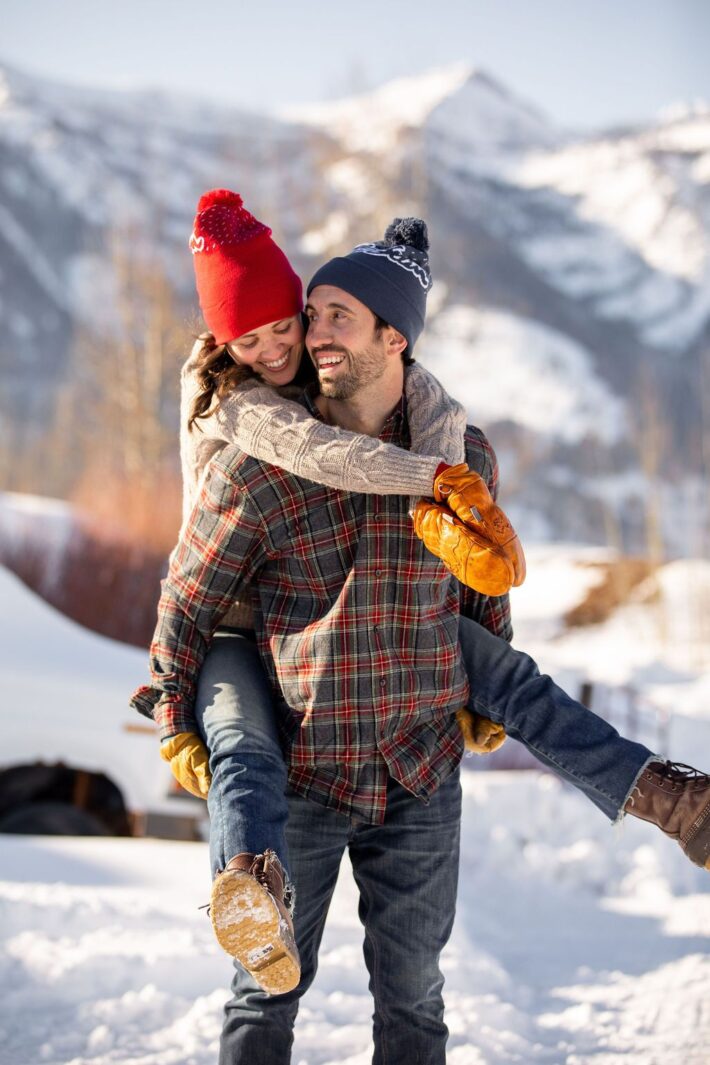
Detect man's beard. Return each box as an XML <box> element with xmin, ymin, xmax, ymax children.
<box><xmin>314</xmin><ymin>343</ymin><xmax>387</xmax><ymax>400</ymax></box>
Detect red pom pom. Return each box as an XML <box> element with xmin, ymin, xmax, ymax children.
<box><xmin>196</xmin><ymin>188</ymin><xmax>244</xmax><ymax>213</ymax></box>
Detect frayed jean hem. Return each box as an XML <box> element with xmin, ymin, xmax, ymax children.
<box><xmin>612</xmin><ymin>753</ymin><xmax>661</xmax><ymax>825</ymax></box>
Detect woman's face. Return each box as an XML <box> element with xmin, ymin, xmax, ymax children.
<box><xmin>226</xmin><ymin>316</ymin><xmax>304</xmax><ymax>386</ymax></box>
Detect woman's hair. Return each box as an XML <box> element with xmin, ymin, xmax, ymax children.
<box><xmin>187</xmin><ymin>322</ymin><xmax>316</xmax><ymax>432</ymax></box>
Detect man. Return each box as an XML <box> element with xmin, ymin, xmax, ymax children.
<box><xmin>136</xmin><ymin>218</ymin><xmax>710</xmax><ymax>1064</ymax></box>
<box><xmin>135</xmin><ymin>217</ymin><xmax>513</xmax><ymax>1063</ymax></box>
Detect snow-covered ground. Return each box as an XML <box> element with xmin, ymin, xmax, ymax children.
<box><xmin>1</xmin><ymin>546</ymin><xmax>709</xmax><ymax>1063</ymax></box>
<box><xmin>1</xmin><ymin>773</ymin><xmax>708</xmax><ymax>1065</ymax></box>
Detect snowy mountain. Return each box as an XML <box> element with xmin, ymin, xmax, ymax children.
<box><xmin>1</xmin><ymin>60</ymin><xmax>709</xmax><ymax>549</ymax></box>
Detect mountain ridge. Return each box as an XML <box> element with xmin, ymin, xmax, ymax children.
<box><xmin>1</xmin><ymin>59</ymin><xmax>709</xmax><ymax>553</ymax></box>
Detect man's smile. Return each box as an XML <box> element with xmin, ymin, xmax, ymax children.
<box><xmin>313</xmin><ymin>349</ymin><xmax>347</xmax><ymax>370</ymax></box>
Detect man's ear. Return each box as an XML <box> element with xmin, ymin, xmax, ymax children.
<box><xmin>384</xmin><ymin>326</ymin><xmax>408</xmax><ymax>358</ymax></box>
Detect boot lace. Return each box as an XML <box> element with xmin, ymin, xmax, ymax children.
<box><xmin>249</xmin><ymin>849</ymin><xmax>278</xmax><ymax>885</ymax></box>
<box><xmin>252</xmin><ymin>850</ymin><xmax>296</xmax><ymax>916</ymax></box>
<box><xmin>653</xmin><ymin>760</ymin><xmax>710</xmax><ymax>785</ymax></box>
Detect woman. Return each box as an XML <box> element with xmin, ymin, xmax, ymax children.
<box><xmin>133</xmin><ymin>189</ymin><xmax>709</xmax><ymax>1001</ymax></box>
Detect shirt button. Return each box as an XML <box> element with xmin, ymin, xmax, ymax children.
<box><xmin>379</xmin><ymin>678</ymin><xmax>387</xmax><ymax>688</ymax></box>
<box><xmin>373</xmin><ymin>514</ymin><xmax>381</xmax><ymax>522</ymax></box>
<box><xmin>375</xmin><ymin>568</ymin><xmax>383</xmax><ymax>577</ymax></box>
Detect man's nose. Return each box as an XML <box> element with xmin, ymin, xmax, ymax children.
<box><xmin>307</xmin><ymin>316</ymin><xmax>330</xmax><ymax>347</ymax></box>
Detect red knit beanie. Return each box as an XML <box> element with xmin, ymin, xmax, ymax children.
<box><xmin>189</xmin><ymin>189</ymin><xmax>303</xmax><ymax>344</ymax></box>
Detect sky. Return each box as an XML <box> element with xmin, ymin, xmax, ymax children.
<box><xmin>2</xmin><ymin>0</ymin><xmax>709</xmax><ymax>131</ymax></box>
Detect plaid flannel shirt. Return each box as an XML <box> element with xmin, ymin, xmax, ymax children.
<box><xmin>131</xmin><ymin>392</ymin><xmax>513</xmax><ymax>824</ymax></box>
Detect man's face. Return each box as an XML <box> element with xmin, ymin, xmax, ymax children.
<box><xmin>304</xmin><ymin>285</ymin><xmax>388</xmax><ymax>400</ymax></box>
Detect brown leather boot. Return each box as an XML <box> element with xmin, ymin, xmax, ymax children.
<box><xmin>210</xmin><ymin>850</ymin><xmax>300</xmax><ymax>995</ymax></box>
<box><xmin>624</xmin><ymin>761</ymin><xmax>710</xmax><ymax>869</ymax></box>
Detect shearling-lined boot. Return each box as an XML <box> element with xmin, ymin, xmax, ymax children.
<box><xmin>624</xmin><ymin>761</ymin><xmax>710</xmax><ymax>869</ymax></box>
<box><xmin>210</xmin><ymin>850</ymin><xmax>300</xmax><ymax>995</ymax></box>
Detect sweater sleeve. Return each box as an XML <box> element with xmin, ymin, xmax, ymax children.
<box><xmin>180</xmin><ymin>360</ymin><xmax>461</xmax><ymax>507</ymax></box>
<box><xmin>404</xmin><ymin>363</ymin><xmax>467</xmax><ymax>466</ymax></box>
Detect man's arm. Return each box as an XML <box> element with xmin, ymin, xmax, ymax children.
<box><xmin>458</xmin><ymin>426</ymin><xmax>514</xmax><ymax>642</ymax></box>
<box><xmin>130</xmin><ymin>456</ymin><xmax>270</xmax><ymax>739</ymax></box>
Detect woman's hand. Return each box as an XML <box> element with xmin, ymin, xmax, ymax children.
<box><xmin>430</xmin><ymin>463</ymin><xmax>526</xmax><ymax>588</ymax></box>
<box><xmin>411</xmin><ymin>499</ymin><xmax>521</xmax><ymax>596</ymax></box>
<box><xmin>160</xmin><ymin>733</ymin><xmax>212</xmax><ymax>799</ymax></box>
<box><xmin>456</xmin><ymin>709</ymin><xmax>507</xmax><ymax>754</ymax></box>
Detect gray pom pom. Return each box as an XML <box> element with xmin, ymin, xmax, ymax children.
<box><xmin>383</xmin><ymin>217</ymin><xmax>429</xmax><ymax>252</ymax></box>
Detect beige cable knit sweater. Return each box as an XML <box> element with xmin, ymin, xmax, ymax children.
<box><xmin>179</xmin><ymin>339</ymin><xmax>467</xmax><ymax>626</ymax></box>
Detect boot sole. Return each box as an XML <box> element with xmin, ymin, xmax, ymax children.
<box><xmin>210</xmin><ymin>870</ymin><xmax>300</xmax><ymax>995</ymax></box>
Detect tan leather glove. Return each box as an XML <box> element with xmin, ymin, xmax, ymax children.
<box><xmin>432</xmin><ymin>463</ymin><xmax>526</xmax><ymax>588</ymax></box>
<box><xmin>412</xmin><ymin>499</ymin><xmax>518</xmax><ymax>595</ymax></box>
<box><xmin>160</xmin><ymin>732</ymin><xmax>212</xmax><ymax>799</ymax></box>
<box><xmin>456</xmin><ymin>709</ymin><xmax>507</xmax><ymax>754</ymax></box>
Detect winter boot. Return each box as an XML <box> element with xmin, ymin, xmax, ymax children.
<box><xmin>624</xmin><ymin>760</ymin><xmax>710</xmax><ymax>869</ymax></box>
<box><xmin>210</xmin><ymin>849</ymin><xmax>300</xmax><ymax>994</ymax></box>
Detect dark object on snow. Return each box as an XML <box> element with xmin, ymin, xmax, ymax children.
<box><xmin>0</xmin><ymin>763</ymin><xmax>131</xmax><ymax>836</ymax></box>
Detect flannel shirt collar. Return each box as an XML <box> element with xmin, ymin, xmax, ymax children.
<box><xmin>302</xmin><ymin>384</ymin><xmax>407</xmax><ymax>444</ymax></box>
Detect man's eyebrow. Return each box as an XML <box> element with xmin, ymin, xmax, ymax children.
<box><xmin>304</xmin><ymin>301</ymin><xmax>352</xmax><ymax>313</ymax></box>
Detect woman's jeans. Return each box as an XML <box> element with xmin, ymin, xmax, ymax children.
<box><xmin>195</xmin><ymin>619</ymin><xmax>654</xmax><ymax>880</ymax></box>
<box><xmin>194</xmin><ymin>629</ymin><xmax>290</xmax><ymax>878</ymax></box>
<box><xmin>458</xmin><ymin>617</ymin><xmax>654</xmax><ymax>819</ymax></box>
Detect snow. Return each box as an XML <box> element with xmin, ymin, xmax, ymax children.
<box><xmin>283</xmin><ymin>64</ymin><xmax>475</xmax><ymax>154</ymax></box>
<box><xmin>300</xmin><ymin>212</ymin><xmax>350</xmax><ymax>256</ymax></box>
<box><xmin>1</xmin><ymin>544</ymin><xmax>710</xmax><ymax>1062</ymax></box>
<box><xmin>286</xmin><ymin>65</ymin><xmax>557</xmax><ymax>158</ymax></box>
<box><xmin>1</xmin><ymin>773</ymin><xmax>708</xmax><ymax>1065</ymax></box>
<box><xmin>0</xmin><ymin>563</ymin><xmax>187</xmax><ymax>819</ymax></box>
<box><xmin>510</xmin><ymin>548</ymin><xmax>710</xmax><ymax>763</ymax></box>
<box><xmin>515</xmin><ymin>140</ymin><xmax>704</xmax><ymax>283</ymax></box>
<box><xmin>419</xmin><ymin>306</ymin><xmax>625</xmax><ymax>445</ymax></box>
<box><xmin>65</xmin><ymin>254</ymin><xmax>122</xmax><ymax>327</ymax></box>
<box><xmin>0</xmin><ymin>493</ymin><xmax>76</xmax><ymax>589</ymax></box>
<box><xmin>0</xmin><ymin>203</ymin><xmax>68</xmax><ymax>311</ymax></box>
<box><xmin>506</xmin><ymin>115</ymin><xmax>710</xmax><ymax>350</ymax></box>
<box><xmin>426</xmin><ymin>69</ymin><xmax>558</xmax><ymax>152</ymax></box>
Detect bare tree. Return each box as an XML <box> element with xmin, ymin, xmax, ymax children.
<box><xmin>63</xmin><ymin>222</ymin><xmax>188</xmax><ymax>553</ymax></box>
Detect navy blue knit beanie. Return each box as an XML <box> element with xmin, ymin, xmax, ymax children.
<box><xmin>306</xmin><ymin>218</ymin><xmax>432</xmax><ymax>352</ymax></box>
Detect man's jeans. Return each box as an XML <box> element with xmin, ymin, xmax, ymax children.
<box><xmin>194</xmin><ymin>629</ymin><xmax>290</xmax><ymax>878</ymax></box>
<box><xmin>219</xmin><ymin>771</ymin><xmax>463</xmax><ymax>1065</ymax></box>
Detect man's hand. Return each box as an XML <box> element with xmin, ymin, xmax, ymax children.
<box><xmin>412</xmin><ymin>499</ymin><xmax>520</xmax><ymax>595</ymax></box>
<box><xmin>160</xmin><ymin>733</ymin><xmax>212</xmax><ymax>799</ymax></box>
<box><xmin>432</xmin><ymin>463</ymin><xmax>526</xmax><ymax>587</ymax></box>
<box><xmin>456</xmin><ymin>709</ymin><xmax>507</xmax><ymax>754</ymax></box>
